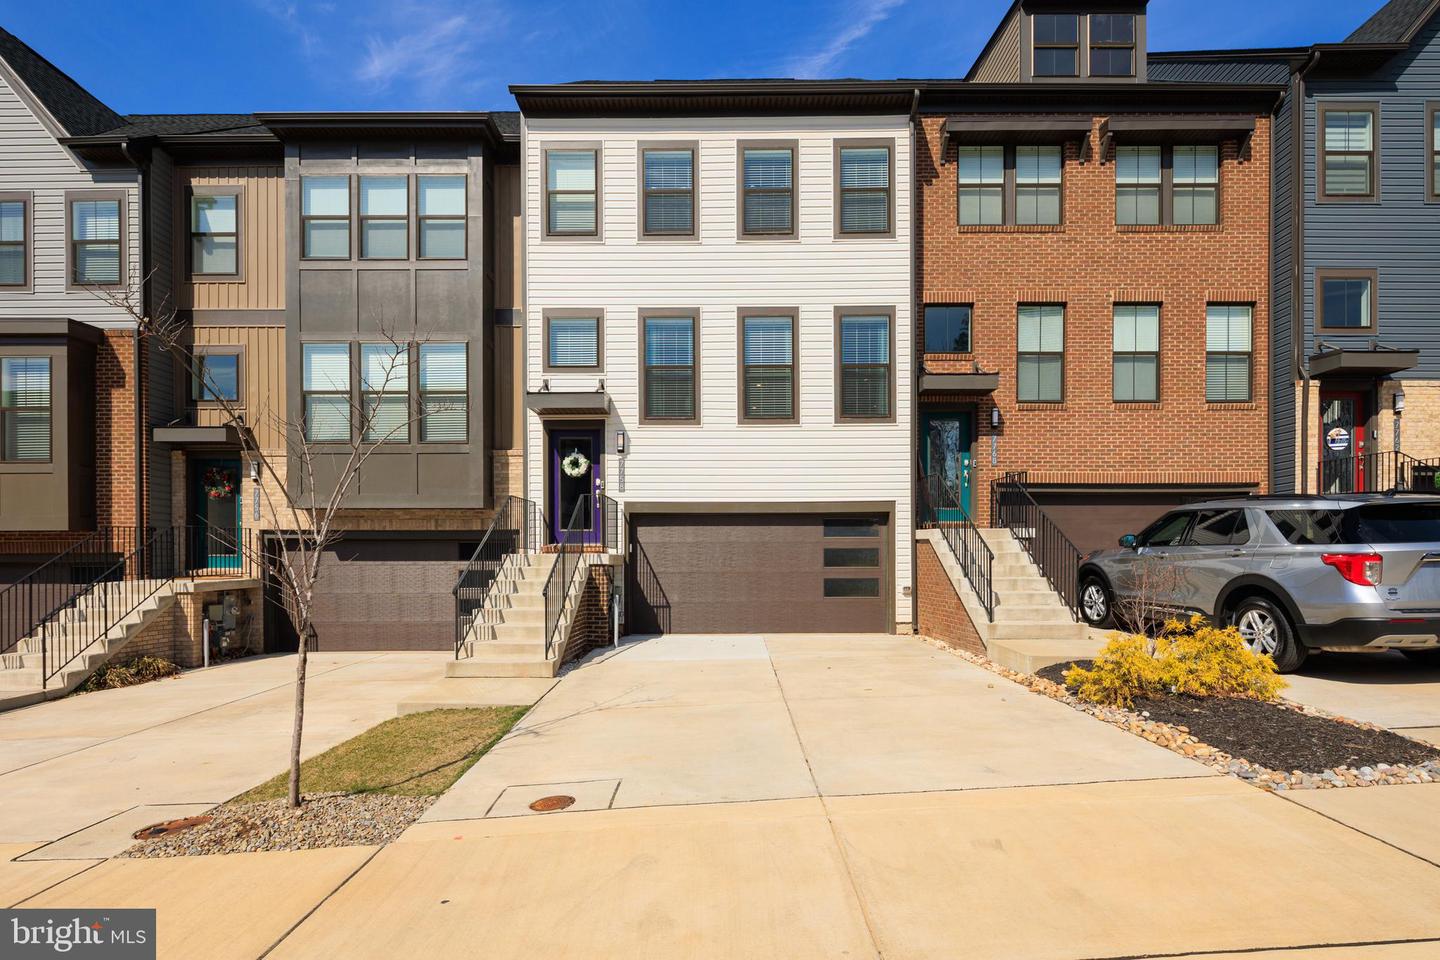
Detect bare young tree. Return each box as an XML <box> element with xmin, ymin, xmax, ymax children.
<box><xmin>98</xmin><ymin>282</ymin><xmax>442</xmax><ymax>807</ymax></box>
<box><xmin>1114</xmin><ymin>555</ymin><xmax>1186</xmax><ymax>655</ymax></box>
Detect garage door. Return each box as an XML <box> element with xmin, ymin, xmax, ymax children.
<box><xmin>627</xmin><ymin>513</ymin><xmax>890</xmax><ymax>634</ymax></box>
<box><xmin>1032</xmin><ymin>489</ymin><xmax>1249</xmax><ymax>556</ymax></box>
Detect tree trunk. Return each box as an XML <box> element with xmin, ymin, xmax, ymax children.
<box><xmin>288</xmin><ymin>623</ymin><xmax>311</xmax><ymax>808</ymax></box>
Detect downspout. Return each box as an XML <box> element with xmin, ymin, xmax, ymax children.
<box><xmin>120</xmin><ymin>139</ymin><xmax>149</xmax><ymax>535</ymax></box>
<box><xmin>1293</xmin><ymin>50</ymin><xmax>1320</xmax><ymax>495</ymax></box>
<box><xmin>908</xmin><ymin>87</ymin><xmax>920</xmax><ymax>635</ymax></box>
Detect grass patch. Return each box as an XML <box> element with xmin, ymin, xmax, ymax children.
<box><xmin>233</xmin><ymin>706</ymin><xmax>527</xmax><ymax>803</ymax></box>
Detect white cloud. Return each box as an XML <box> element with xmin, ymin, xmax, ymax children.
<box><xmin>784</xmin><ymin>0</ymin><xmax>905</xmax><ymax>78</ymax></box>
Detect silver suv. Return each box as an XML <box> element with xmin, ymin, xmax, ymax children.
<box><xmin>1076</xmin><ymin>494</ymin><xmax>1440</xmax><ymax>672</ymax></box>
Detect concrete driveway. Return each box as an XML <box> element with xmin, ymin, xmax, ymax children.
<box><xmin>1284</xmin><ymin>651</ymin><xmax>1440</xmax><ymax>745</ymax></box>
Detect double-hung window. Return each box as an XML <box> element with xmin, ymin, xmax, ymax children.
<box><xmin>1032</xmin><ymin>13</ymin><xmax>1079</xmax><ymax>77</ymax></box>
<box><xmin>359</xmin><ymin>177</ymin><xmax>408</xmax><ymax>259</ymax></box>
<box><xmin>1205</xmin><ymin>305</ymin><xmax>1253</xmax><ymax>403</ymax></box>
<box><xmin>837</xmin><ymin>312</ymin><xmax>892</xmax><ymax>421</ymax></box>
<box><xmin>741</xmin><ymin>145</ymin><xmax>795</xmax><ymax>237</ymax></box>
<box><xmin>1017</xmin><ymin>305</ymin><xmax>1064</xmax><ymax>403</ymax></box>
<box><xmin>1429</xmin><ymin>103</ymin><xmax>1440</xmax><ymax>200</ymax></box>
<box><xmin>641</xmin><ymin>147</ymin><xmax>695</xmax><ymax>237</ymax></box>
<box><xmin>836</xmin><ymin>143</ymin><xmax>892</xmax><ymax>235</ymax></box>
<box><xmin>190</xmin><ymin>189</ymin><xmax>239</xmax><ymax>276</ymax></box>
<box><xmin>959</xmin><ymin>146</ymin><xmax>1061</xmax><ymax>225</ymax></box>
<box><xmin>642</xmin><ymin>315</ymin><xmax>697</xmax><ymax>422</ymax></box>
<box><xmin>70</xmin><ymin>196</ymin><xmax>122</xmax><ymax>286</ymax></box>
<box><xmin>1117</xmin><ymin>146</ymin><xmax>1220</xmax><ymax>225</ymax></box>
<box><xmin>302</xmin><ymin>177</ymin><xmax>350</xmax><ymax>258</ymax></box>
<box><xmin>1317</xmin><ymin>270</ymin><xmax>1376</xmax><ymax>332</ymax></box>
<box><xmin>545</xmin><ymin>149</ymin><xmax>598</xmax><ymax>236</ymax></box>
<box><xmin>360</xmin><ymin>343</ymin><xmax>409</xmax><ymax>442</ymax></box>
<box><xmin>1116</xmin><ymin>146</ymin><xmax>1162</xmax><ymax>225</ymax></box>
<box><xmin>1173</xmin><ymin>147</ymin><xmax>1220</xmax><ymax>224</ymax></box>
<box><xmin>418</xmin><ymin>176</ymin><xmax>465</xmax><ymax>258</ymax></box>
<box><xmin>958</xmin><ymin>146</ymin><xmax>1004</xmax><ymax>225</ymax></box>
<box><xmin>1089</xmin><ymin>14</ymin><xmax>1136</xmax><ymax>77</ymax></box>
<box><xmin>1015</xmin><ymin>146</ymin><xmax>1062</xmax><ymax>225</ymax></box>
<box><xmin>546</xmin><ymin>314</ymin><xmax>601</xmax><ymax>369</ymax></box>
<box><xmin>419</xmin><ymin>343</ymin><xmax>467</xmax><ymax>442</ymax></box>
<box><xmin>1112</xmin><ymin>305</ymin><xmax>1160</xmax><ymax>402</ymax></box>
<box><xmin>0</xmin><ymin>196</ymin><xmax>27</xmax><ymax>287</ymax></box>
<box><xmin>1320</xmin><ymin>105</ymin><xmax>1377</xmax><ymax>200</ymax></box>
<box><xmin>303</xmin><ymin>343</ymin><xmax>351</xmax><ymax>442</ymax></box>
<box><xmin>740</xmin><ymin>313</ymin><xmax>796</xmax><ymax>422</ymax></box>
<box><xmin>0</xmin><ymin>357</ymin><xmax>50</xmax><ymax>462</ymax></box>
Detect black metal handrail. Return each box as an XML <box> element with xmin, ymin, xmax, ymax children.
<box><xmin>1320</xmin><ymin>451</ymin><xmax>1440</xmax><ymax>495</ymax></box>
<box><xmin>916</xmin><ymin>473</ymin><xmax>994</xmax><ymax>621</ymax></box>
<box><xmin>540</xmin><ymin>493</ymin><xmax>621</xmax><ymax>661</ymax></box>
<box><xmin>990</xmin><ymin>471</ymin><xmax>1081</xmax><ymax>621</ymax></box>
<box><xmin>0</xmin><ymin>527</ymin><xmax>142</xmax><ymax>660</ymax></box>
<box><xmin>453</xmin><ymin>496</ymin><xmax>542</xmax><ymax>658</ymax></box>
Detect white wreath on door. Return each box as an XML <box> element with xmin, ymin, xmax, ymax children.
<box><xmin>561</xmin><ymin>450</ymin><xmax>591</xmax><ymax>478</ymax></box>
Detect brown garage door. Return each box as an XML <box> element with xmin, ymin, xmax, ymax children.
<box><xmin>1032</xmin><ymin>489</ymin><xmax>1250</xmax><ymax>556</ymax></box>
<box><xmin>627</xmin><ymin>513</ymin><xmax>890</xmax><ymax>634</ymax></box>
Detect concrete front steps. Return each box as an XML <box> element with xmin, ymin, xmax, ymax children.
<box><xmin>920</xmin><ymin>527</ymin><xmax>1109</xmax><ymax>675</ymax></box>
<box><xmin>449</xmin><ymin>553</ymin><xmax>565</xmax><ymax>680</ymax></box>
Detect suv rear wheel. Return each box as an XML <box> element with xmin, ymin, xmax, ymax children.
<box><xmin>1080</xmin><ymin>575</ymin><xmax>1112</xmax><ymax>628</ymax></box>
<box><xmin>1231</xmin><ymin>596</ymin><xmax>1307</xmax><ymax>673</ymax></box>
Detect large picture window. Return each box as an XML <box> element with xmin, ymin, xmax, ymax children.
<box><xmin>1112</xmin><ymin>305</ymin><xmax>1160</xmax><ymax>402</ymax></box>
<box><xmin>302</xmin><ymin>343</ymin><xmax>351</xmax><ymax>442</ymax></box>
<box><xmin>1017</xmin><ymin>305</ymin><xmax>1064</xmax><ymax>403</ymax></box>
<box><xmin>0</xmin><ymin>357</ymin><xmax>50</xmax><ymax>462</ymax></box>
<box><xmin>642</xmin><ymin>315</ymin><xmax>697</xmax><ymax>422</ymax></box>
<box><xmin>740</xmin><ymin>313</ymin><xmax>796</xmax><ymax>422</ymax></box>
<box><xmin>545</xmin><ymin>149</ymin><xmax>599</xmax><ymax>236</ymax></box>
<box><xmin>419</xmin><ymin>343</ymin><xmax>467</xmax><ymax>442</ymax></box>
<box><xmin>1205</xmin><ymin>305</ymin><xmax>1253</xmax><ymax>403</ymax></box>
<box><xmin>837</xmin><ymin>312</ymin><xmax>892</xmax><ymax>421</ymax></box>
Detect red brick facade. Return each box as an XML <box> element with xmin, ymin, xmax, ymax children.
<box><xmin>916</xmin><ymin>114</ymin><xmax>1272</xmax><ymax>525</ymax></box>
<box><xmin>915</xmin><ymin>539</ymin><xmax>985</xmax><ymax>656</ymax></box>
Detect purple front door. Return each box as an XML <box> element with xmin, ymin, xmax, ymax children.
<box><xmin>549</xmin><ymin>429</ymin><xmax>603</xmax><ymax>544</ymax></box>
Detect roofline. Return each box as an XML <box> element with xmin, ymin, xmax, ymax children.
<box><xmin>1347</xmin><ymin>0</ymin><xmax>1440</xmax><ymax>45</ymax></box>
<box><xmin>0</xmin><ymin>26</ymin><xmax>123</xmax><ymax>137</ymax></box>
<box><xmin>512</xmin><ymin>80</ymin><xmax>918</xmax><ymax>118</ymax></box>
<box><xmin>254</xmin><ymin>111</ymin><xmax>514</xmax><ymax>142</ymax></box>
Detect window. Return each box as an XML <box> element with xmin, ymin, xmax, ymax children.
<box><xmin>302</xmin><ymin>343</ymin><xmax>351</xmax><ymax>442</ymax></box>
<box><xmin>546</xmin><ymin>314</ymin><xmax>601</xmax><ymax>369</ymax></box>
<box><xmin>1032</xmin><ymin>13</ymin><xmax>1079</xmax><ymax>77</ymax></box>
<box><xmin>1429</xmin><ymin>103</ymin><xmax>1440</xmax><ymax>200</ymax></box>
<box><xmin>0</xmin><ymin>195</ymin><xmax>29</xmax><ymax>287</ymax></box>
<box><xmin>1112</xmin><ymin>305</ymin><xmax>1159</xmax><ymax>402</ymax></box>
<box><xmin>419</xmin><ymin>343</ymin><xmax>467</xmax><ymax>442</ymax></box>
<box><xmin>1266</xmin><ymin>509</ymin><xmax>1344</xmax><ymax>546</ymax></box>
<box><xmin>0</xmin><ymin>357</ymin><xmax>50</xmax><ymax>462</ymax></box>
<box><xmin>959</xmin><ymin>146</ymin><xmax>1061</xmax><ymax>226</ymax></box>
<box><xmin>193</xmin><ymin>350</ymin><xmax>240</xmax><ymax>402</ymax></box>
<box><xmin>837</xmin><ymin>313</ymin><xmax>892</xmax><ymax>421</ymax></box>
<box><xmin>924</xmin><ymin>305</ymin><xmax>972</xmax><ymax>354</ymax></box>
<box><xmin>1317</xmin><ymin>270</ymin><xmax>1376</xmax><ymax>331</ymax></box>
<box><xmin>741</xmin><ymin>144</ymin><xmax>795</xmax><ymax>237</ymax></box>
<box><xmin>1173</xmin><ymin>147</ymin><xmax>1219</xmax><ymax>224</ymax></box>
<box><xmin>302</xmin><ymin>177</ymin><xmax>350</xmax><ymax>258</ymax></box>
<box><xmin>642</xmin><ymin>315</ymin><xmax>697</xmax><ymax>422</ymax></box>
<box><xmin>836</xmin><ymin>143</ymin><xmax>892</xmax><ymax>235</ymax></box>
<box><xmin>1187</xmin><ymin>509</ymin><xmax>1250</xmax><ymax>547</ymax></box>
<box><xmin>189</xmin><ymin>189</ymin><xmax>239</xmax><ymax>276</ymax></box>
<box><xmin>1015</xmin><ymin>146</ymin><xmax>1062</xmax><ymax>224</ymax></box>
<box><xmin>360</xmin><ymin>343</ymin><xmax>409</xmax><ymax>442</ymax></box>
<box><xmin>545</xmin><ymin>149</ymin><xmax>598</xmax><ymax>236</ymax></box>
<box><xmin>69</xmin><ymin>196</ymin><xmax>122</xmax><ymax>285</ymax></box>
<box><xmin>824</xmin><ymin>547</ymin><xmax>879</xmax><ymax>567</ymax></box>
<box><xmin>641</xmin><ymin>147</ymin><xmax>695</xmax><ymax>237</ymax></box>
<box><xmin>958</xmin><ymin>146</ymin><xmax>1004</xmax><ymax>225</ymax></box>
<box><xmin>1116</xmin><ymin>146</ymin><xmax>1218</xmax><ymax>225</ymax></box>
<box><xmin>1089</xmin><ymin>14</ymin><xmax>1135</xmax><ymax>77</ymax></box>
<box><xmin>359</xmin><ymin>177</ymin><xmax>408</xmax><ymax>259</ymax></box>
<box><xmin>1320</xmin><ymin>105</ymin><xmax>1377</xmax><ymax>200</ymax></box>
<box><xmin>1139</xmin><ymin>512</ymin><xmax>1192</xmax><ymax>548</ymax></box>
<box><xmin>1116</xmin><ymin>146</ymin><xmax>1161</xmax><ymax>225</ymax></box>
<box><xmin>740</xmin><ymin>313</ymin><xmax>796</xmax><ymax>422</ymax></box>
<box><xmin>418</xmin><ymin>176</ymin><xmax>465</xmax><ymax>258</ymax></box>
<box><xmin>1017</xmin><ymin>305</ymin><xmax>1064</xmax><ymax>403</ymax></box>
<box><xmin>1205</xmin><ymin>305</ymin><xmax>1252</xmax><ymax>402</ymax></box>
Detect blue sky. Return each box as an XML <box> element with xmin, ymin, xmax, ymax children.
<box><xmin>7</xmin><ymin>0</ymin><xmax>1380</xmax><ymax>115</ymax></box>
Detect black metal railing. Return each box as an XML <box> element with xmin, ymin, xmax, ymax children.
<box><xmin>916</xmin><ymin>473</ymin><xmax>994</xmax><ymax>621</ymax></box>
<box><xmin>991</xmin><ymin>471</ymin><xmax>1081</xmax><ymax>621</ymax></box>
<box><xmin>453</xmin><ymin>496</ymin><xmax>543</xmax><ymax>658</ymax></box>
<box><xmin>1319</xmin><ymin>451</ymin><xmax>1440</xmax><ymax>495</ymax></box>
<box><xmin>541</xmin><ymin>493</ymin><xmax>621</xmax><ymax>661</ymax></box>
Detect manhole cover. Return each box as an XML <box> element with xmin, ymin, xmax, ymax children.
<box><xmin>133</xmin><ymin>816</ymin><xmax>212</xmax><ymax>840</ymax></box>
<box><xmin>528</xmin><ymin>795</ymin><xmax>576</xmax><ymax>812</ymax></box>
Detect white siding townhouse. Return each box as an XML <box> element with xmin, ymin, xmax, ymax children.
<box><xmin>514</xmin><ymin>81</ymin><xmax>917</xmax><ymax>635</ymax></box>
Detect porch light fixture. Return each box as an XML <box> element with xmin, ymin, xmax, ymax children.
<box><xmin>991</xmin><ymin>407</ymin><xmax>1002</xmax><ymax>430</ymax></box>
<box><xmin>616</xmin><ymin>430</ymin><xmax>626</xmax><ymax>454</ymax></box>
<box><xmin>1394</xmin><ymin>388</ymin><xmax>1406</xmax><ymax>413</ymax></box>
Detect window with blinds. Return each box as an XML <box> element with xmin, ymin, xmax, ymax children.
<box><xmin>1015</xmin><ymin>146</ymin><xmax>1061</xmax><ymax>225</ymax></box>
<box><xmin>360</xmin><ymin>177</ymin><xmax>408</xmax><ymax>259</ymax></box>
<box><xmin>0</xmin><ymin>357</ymin><xmax>50</xmax><ymax>462</ymax></box>
<box><xmin>302</xmin><ymin>177</ymin><xmax>350</xmax><ymax>258</ymax></box>
<box><xmin>1206</xmin><ymin>305</ymin><xmax>1252</xmax><ymax>402</ymax></box>
<box><xmin>420</xmin><ymin>343</ymin><xmax>467</xmax><ymax>442</ymax></box>
<box><xmin>546</xmin><ymin>150</ymin><xmax>598</xmax><ymax>235</ymax></box>
<box><xmin>1113</xmin><ymin>305</ymin><xmax>1160</xmax><ymax>402</ymax></box>
<box><xmin>741</xmin><ymin>314</ymin><xmax>795</xmax><ymax>421</ymax></box>
<box><xmin>360</xmin><ymin>343</ymin><xmax>410</xmax><ymax>442</ymax></box>
<box><xmin>547</xmin><ymin>316</ymin><xmax>600</xmax><ymax>368</ymax></box>
<box><xmin>1320</xmin><ymin>106</ymin><xmax>1376</xmax><ymax>199</ymax></box>
<box><xmin>643</xmin><ymin>316</ymin><xmax>696</xmax><ymax>421</ymax></box>
<box><xmin>838</xmin><ymin>314</ymin><xmax>891</xmax><ymax>420</ymax></box>
<box><xmin>70</xmin><ymin>197</ymin><xmax>121</xmax><ymax>285</ymax></box>
<box><xmin>303</xmin><ymin>343</ymin><xmax>351</xmax><ymax>442</ymax></box>
<box><xmin>1173</xmin><ymin>146</ymin><xmax>1219</xmax><ymax>225</ymax></box>
<box><xmin>958</xmin><ymin>146</ymin><xmax>1004</xmax><ymax>226</ymax></box>
<box><xmin>1116</xmin><ymin>147</ymin><xmax>1162</xmax><ymax>225</ymax></box>
<box><xmin>190</xmin><ymin>191</ymin><xmax>239</xmax><ymax>276</ymax></box>
<box><xmin>418</xmin><ymin>176</ymin><xmax>466</xmax><ymax>258</ymax></box>
<box><xmin>741</xmin><ymin>146</ymin><xmax>794</xmax><ymax>236</ymax></box>
<box><xmin>1018</xmin><ymin>305</ymin><xmax>1064</xmax><ymax>403</ymax></box>
<box><xmin>642</xmin><ymin>148</ymin><xmax>694</xmax><ymax>236</ymax></box>
<box><xmin>0</xmin><ymin>198</ymin><xmax>28</xmax><ymax>286</ymax></box>
<box><xmin>837</xmin><ymin>145</ymin><xmax>890</xmax><ymax>235</ymax></box>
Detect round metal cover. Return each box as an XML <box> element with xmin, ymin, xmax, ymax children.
<box><xmin>528</xmin><ymin>795</ymin><xmax>576</xmax><ymax>812</ymax></box>
<box><xmin>133</xmin><ymin>816</ymin><xmax>213</xmax><ymax>840</ymax></box>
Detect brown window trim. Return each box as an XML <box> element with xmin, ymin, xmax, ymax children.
<box><xmin>301</xmin><ymin>341</ymin><xmax>354</xmax><ymax>444</ymax></box>
<box><xmin>1088</xmin><ymin>13</ymin><xmax>1136</xmax><ymax>78</ymax></box>
<box><xmin>1111</xmin><ymin>303</ymin><xmax>1161</xmax><ymax>404</ymax></box>
<box><xmin>737</xmin><ymin>140</ymin><xmax>798</xmax><ymax>241</ymax></box>
<box><xmin>638</xmin><ymin>142</ymin><xmax>697</xmax><ymax>240</ymax></box>
<box><xmin>922</xmin><ymin>303</ymin><xmax>975</xmax><ymax>356</ymax></box>
<box><xmin>0</xmin><ymin>354</ymin><xmax>52</xmax><ymax>464</ymax></box>
<box><xmin>639</xmin><ymin>309</ymin><xmax>701</xmax><ymax>426</ymax></box>
<box><xmin>1031</xmin><ymin>12</ymin><xmax>1080</xmax><ymax>78</ymax></box>
<box><xmin>543</xmin><ymin>309</ymin><xmax>605</xmax><ymax>373</ymax></box>
<box><xmin>300</xmin><ymin>175</ymin><xmax>352</xmax><ymax>261</ymax></box>
<box><xmin>543</xmin><ymin>144</ymin><xmax>602</xmax><ymax>240</ymax></box>
<box><xmin>64</xmin><ymin>189</ymin><xmax>127</xmax><ymax>291</ymax></box>
<box><xmin>418</xmin><ymin>341</ymin><xmax>469</xmax><ymax>444</ymax></box>
<box><xmin>1317</xmin><ymin>102</ymin><xmax>1380</xmax><ymax>204</ymax></box>
<box><xmin>358</xmin><ymin>175</ymin><xmax>409</xmax><ymax>261</ymax></box>
<box><xmin>417</xmin><ymin>174</ymin><xmax>467</xmax><ymax>260</ymax></box>
<box><xmin>957</xmin><ymin>145</ymin><xmax>1065</xmax><ymax>227</ymax></box>
<box><xmin>187</xmin><ymin>184</ymin><xmax>245</xmax><ymax>280</ymax></box>
<box><xmin>192</xmin><ymin>344</ymin><xmax>244</xmax><ymax>406</ymax></box>
<box><xmin>1315</xmin><ymin>267</ymin><xmax>1379</xmax><ymax>334</ymax></box>
<box><xmin>834</xmin><ymin>306</ymin><xmax>897</xmax><ymax>424</ymax></box>
<box><xmin>1016</xmin><ymin>303</ymin><xmax>1066</xmax><ymax>404</ymax></box>
<box><xmin>1427</xmin><ymin>102</ymin><xmax>1440</xmax><ymax>204</ymax></box>
<box><xmin>738</xmin><ymin>308</ymin><xmax>799</xmax><ymax>425</ymax></box>
<box><xmin>0</xmin><ymin>191</ymin><xmax>32</xmax><ymax>292</ymax></box>
<box><xmin>1114</xmin><ymin>145</ymin><xmax>1223</xmax><ymax>227</ymax></box>
<box><xmin>358</xmin><ymin>342</ymin><xmax>411</xmax><ymax>443</ymax></box>
<box><xmin>834</xmin><ymin>139</ymin><xmax>896</xmax><ymax>239</ymax></box>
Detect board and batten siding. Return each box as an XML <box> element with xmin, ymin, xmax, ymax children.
<box><xmin>523</xmin><ymin>116</ymin><xmax>915</xmax><ymax>626</ymax></box>
<box><xmin>0</xmin><ymin>69</ymin><xmax>139</xmax><ymax>329</ymax></box>
<box><xmin>1304</xmin><ymin>15</ymin><xmax>1440</xmax><ymax>380</ymax></box>
<box><xmin>173</xmin><ymin>165</ymin><xmax>286</xmax><ymax>312</ymax></box>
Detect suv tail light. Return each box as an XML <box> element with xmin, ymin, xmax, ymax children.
<box><xmin>1322</xmin><ymin>553</ymin><xmax>1383</xmax><ymax>587</ymax></box>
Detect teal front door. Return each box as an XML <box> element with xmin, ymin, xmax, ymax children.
<box><xmin>920</xmin><ymin>412</ymin><xmax>974</xmax><ymax>519</ymax></box>
<box><xmin>191</xmin><ymin>458</ymin><xmax>242</xmax><ymax>571</ymax></box>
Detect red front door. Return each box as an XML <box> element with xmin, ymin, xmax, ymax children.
<box><xmin>1320</xmin><ymin>390</ymin><xmax>1370</xmax><ymax>492</ymax></box>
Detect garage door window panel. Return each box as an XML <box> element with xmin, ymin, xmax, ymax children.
<box><xmin>824</xmin><ymin>547</ymin><xmax>880</xmax><ymax>567</ymax></box>
<box><xmin>642</xmin><ymin>314</ymin><xmax>698</xmax><ymax>423</ymax></box>
<box><xmin>824</xmin><ymin>578</ymin><xmax>882</xmax><ymax>598</ymax></box>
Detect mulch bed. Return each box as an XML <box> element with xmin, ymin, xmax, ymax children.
<box><xmin>1036</xmin><ymin>661</ymin><xmax>1440</xmax><ymax>774</ymax></box>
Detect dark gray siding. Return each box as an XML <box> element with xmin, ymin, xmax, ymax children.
<box><xmin>1148</xmin><ymin>59</ymin><xmax>1292</xmax><ymax>85</ymax></box>
<box><xmin>1271</xmin><ymin>82</ymin><xmax>1298</xmax><ymax>493</ymax></box>
<box><xmin>1304</xmin><ymin>15</ymin><xmax>1440</xmax><ymax>379</ymax></box>
<box><xmin>147</xmin><ymin>148</ymin><xmax>177</xmax><ymax>526</ymax></box>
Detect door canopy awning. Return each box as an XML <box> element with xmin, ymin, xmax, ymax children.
<box><xmin>920</xmin><ymin>372</ymin><xmax>1000</xmax><ymax>394</ymax></box>
<box><xmin>525</xmin><ymin>390</ymin><xmax>611</xmax><ymax>416</ymax></box>
<box><xmin>1309</xmin><ymin>343</ymin><xmax>1420</xmax><ymax>379</ymax></box>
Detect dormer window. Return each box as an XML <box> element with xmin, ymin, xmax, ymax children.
<box><xmin>1032</xmin><ymin>14</ymin><xmax>1079</xmax><ymax>77</ymax></box>
<box><xmin>1089</xmin><ymin>14</ymin><xmax>1135</xmax><ymax>77</ymax></box>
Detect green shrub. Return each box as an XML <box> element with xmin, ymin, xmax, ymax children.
<box><xmin>79</xmin><ymin>656</ymin><xmax>180</xmax><ymax>692</ymax></box>
<box><xmin>1064</xmin><ymin>616</ymin><xmax>1286</xmax><ymax>709</ymax></box>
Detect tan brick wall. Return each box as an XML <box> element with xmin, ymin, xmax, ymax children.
<box><xmin>917</xmin><ymin>114</ymin><xmax>1272</xmax><ymax>523</ymax></box>
<box><xmin>492</xmin><ymin>449</ymin><xmax>523</xmax><ymax>503</ymax></box>
<box><xmin>915</xmin><ymin>539</ymin><xmax>985</xmax><ymax>656</ymax></box>
<box><xmin>120</xmin><ymin>585</ymin><xmax>262</xmax><ymax>669</ymax></box>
